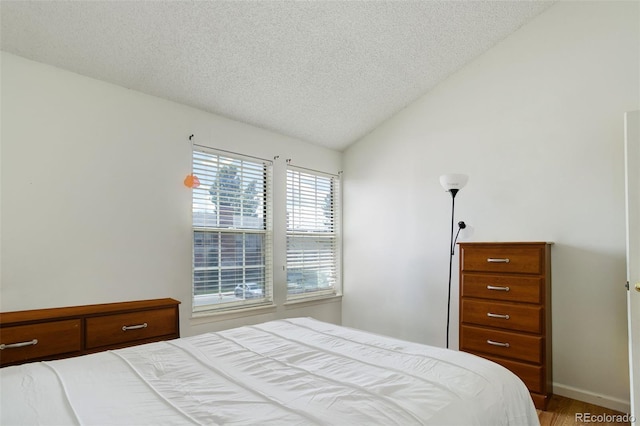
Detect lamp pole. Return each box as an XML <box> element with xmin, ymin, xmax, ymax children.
<box><xmin>445</xmin><ymin>189</ymin><xmax>458</xmax><ymax>349</ymax></box>
<box><xmin>439</xmin><ymin>174</ymin><xmax>468</xmax><ymax>349</ymax></box>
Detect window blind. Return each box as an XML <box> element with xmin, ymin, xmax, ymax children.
<box><xmin>286</xmin><ymin>167</ymin><xmax>339</xmax><ymax>298</ymax></box>
<box><xmin>192</xmin><ymin>148</ymin><xmax>272</xmax><ymax>312</ymax></box>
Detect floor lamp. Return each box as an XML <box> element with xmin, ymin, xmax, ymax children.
<box><xmin>440</xmin><ymin>174</ymin><xmax>468</xmax><ymax>349</ymax></box>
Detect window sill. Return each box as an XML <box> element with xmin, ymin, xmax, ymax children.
<box><xmin>189</xmin><ymin>295</ymin><xmax>342</xmax><ymax>326</ymax></box>
<box><xmin>190</xmin><ymin>303</ymin><xmax>277</xmax><ymax>325</ymax></box>
<box><xmin>283</xmin><ymin>294</ymin><xmax>342</xmax><ymax>310</ymax></box>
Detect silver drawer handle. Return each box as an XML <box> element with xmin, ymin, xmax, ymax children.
<box><xmin>487</xmin><ymin>285</ymin><xmax>510</xmax><ymax>292</ymax></box>
<box><xmin>487</xmin><ymin>258</ymin><xmax>510</xmax><ymax>263</ymax></box>
<box><xmin>0</xmin><ymin>339</ymin><xmax>38</xmax><ymax>350</ymax></box>
<box><xmin>487</xmin><ymin>339</ymin><xmax>510</xmax><ymax>348</ymax></box>
<box><xmin>487</xmin><ymin>313</ymin><xmax>510</xmax><ymax>320</ymax></box>
<box><xmin>122</xmin><ymin>323</ymin><xmax>148</xmax><ymax>331</ymax></box>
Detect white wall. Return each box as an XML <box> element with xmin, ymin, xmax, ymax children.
<box><xmin>0</xmin><ymin>52</ymin><xmax>342</xmax><ymax>336</ymax></box>
<box><xmin>343</xmin><ymin>1</ymin><xmax>639</xmax><ymax>412</ymax></box>
<box><xmin>2</xmin><ymin>0</ymin><xmax>637</xmax><ymax>412</ymax></box>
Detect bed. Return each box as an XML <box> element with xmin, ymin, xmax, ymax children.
<box><xmin>0</xmin><ymin>317</ymin><xmax>539</xmax><ymax>425</ymax></box>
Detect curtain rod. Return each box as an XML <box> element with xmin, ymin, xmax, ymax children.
<box><xmin>193</xmin><ymin>143</ymin><xmax>273</xmax><ymax>164</ymax></box>
<box><xmin>286</xmin><ymin>159</ymin><xmax>342</xmax><ymax>178</ymax></box>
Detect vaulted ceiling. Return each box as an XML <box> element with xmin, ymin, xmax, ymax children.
<box><xmin>0</xmin><ymin>1</ymin><xmax>553</xmax><ymax>151</ymax></box>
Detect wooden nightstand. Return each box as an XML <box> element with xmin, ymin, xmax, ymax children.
<box><xmin>459</xmin><ymin>242</ymin><xmax>552</xmax><ymax>410</ymax></box>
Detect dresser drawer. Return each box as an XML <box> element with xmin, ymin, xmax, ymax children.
<box><xmin>0</xmin><ymin>319</ymin><xmax>81</xmax><ymax>365</ymax></box>
<box><xmin>460</xmin><ymin>325</ymin><xmax>542</xmax><ymax>364</ymax></box>
<box><xmin>461</xmin><ymin>274</ymin><xmax>543</xmax><ymax>304</ymax></box>
<box><xmin>470</xmin><ymin>351</ymin><xmax>544</xmax><ymax>394</ymax></box>
<box><xmin>85</xmin><ymin>308</ymin><xmax>177</xmax><ymax>349</ymax></box>
<box><xmin>461</xmin><ymin>299</ymin><xmax>543</xmax><ymax>333</ymax></box>
<box><xmin>461</xmin><ymin>246</ymin><xmax>544</xmax><ymax>274</ymax></box>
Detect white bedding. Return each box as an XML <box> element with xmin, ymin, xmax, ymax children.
<box><xmin>0</xmin><ymin>317</ymin><xmax>539</xmax><ymax>425</ymax></box>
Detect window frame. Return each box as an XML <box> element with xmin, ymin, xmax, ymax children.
<box><xmin>285</xmin><ymin>165</ymin><xmax>341</xmax><ymax>301</ymax></box>
<box><xmin>191</xmin><ymin>147</ymin><xmax>273</xmax><ymax>314</ymax></box>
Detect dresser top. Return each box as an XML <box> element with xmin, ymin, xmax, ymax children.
<box><xmin>0</xmin><ymin>298</ymin><xmax>181</xmax><ymax>326</ymax></box>
<box><xmin>458</xmin><ymin>242</ymin><xmax>554</xmax><ymax>246</ymax></box>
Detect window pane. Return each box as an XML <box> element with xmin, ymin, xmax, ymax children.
<box><xmin>194</xmin><ymin>269</ymin><xmax>220</xmax><ymax>295</ymax></box>
<box><xmin>194</xmin><ymin>231</ymin><xmax>219</xmax><ymax>268</ymax></box>
<box><xmin>193</xmin><ymin>232</ymin><xmax>269</xmax><ymax>308</ymax></box>
<box><xmin>287</xmin><ymin>171</ymin><xmax>334</xmax><ymax>233</ymax></box>
<box><xmin>244</xmin><ymin>234</ymin><xmax>264</xmax><ymax>266</ymax></box>
<box><xmin>193</xmin><ymin>152</ymin><xmax>266</xmax><ymax>230</ymax></box>
<box><xmin>220</xmin><ymin>233</ymin><xmax>244</xmax><ymax>267</ymax></box>
<box><xmin>287</xmin><ymin>235</ymin><xmax>336</xmax><ymax>293</ymax></box>
<box><xmin>244</xmin><ymin>267</ymin><xmax>265</xmax><ymax>284</ymax></box>
<box><xmin>220</xmin><ymin>268</ymin><xmax>244</xmax><ymax>291</ymax></box>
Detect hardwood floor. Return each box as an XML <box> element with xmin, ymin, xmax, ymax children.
<box><xmin>538</xmin><ymin>395</ymin><xmax>632</xmax><ymax>426</ymax></box>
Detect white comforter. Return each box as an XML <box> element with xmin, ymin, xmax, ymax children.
<box><xmin>0</xmin><ymin>317</ymin><xmax>538</xmax><ymax>425</ymax></box>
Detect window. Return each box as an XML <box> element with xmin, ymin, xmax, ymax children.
<box><xmin>286</xmin><ymin>167</ymin><xmax>340</xmax><ymax>299</ymax></box>
<box><xmin>192</xmin><ymin>148</ymin><xmax>272</xmax><ymax>312</ymax></box>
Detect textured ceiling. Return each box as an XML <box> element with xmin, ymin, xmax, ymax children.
<box><xmin>0</xmin><ymin>1</ymin><xmax>553</xmax><ymax>151</ymax></box>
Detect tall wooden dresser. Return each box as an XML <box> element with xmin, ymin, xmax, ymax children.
<box><xmin>459</xmin><ymin>242</ymin><xmax>552</xmax><ymax>410</ymax></box>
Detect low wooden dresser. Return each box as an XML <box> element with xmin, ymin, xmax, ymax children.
<box><xmin>459</xmin><ymin>242</ymin><xmax>552</xmax><ymax>410</ymax></box>
<box><xmin>0</xmin><ymin>298</ymin><xmax>180</xmax><ymax>367</ymax></box>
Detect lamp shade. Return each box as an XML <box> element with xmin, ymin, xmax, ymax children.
<box><xmin>440</xmin><ymin>174</ymin><xmax>468</xmax><ymax>192</ymax></box>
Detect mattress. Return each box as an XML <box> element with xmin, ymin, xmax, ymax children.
<box><xmin>0</xmin><ymin>317</ymin><xmax>539</xmax><ymax>425</ymax></box>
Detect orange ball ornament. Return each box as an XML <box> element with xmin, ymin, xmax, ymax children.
<box><xmin>183</xmin><ymin>174</ymin><xmax>200</xmax><ymax>188</ymax></box>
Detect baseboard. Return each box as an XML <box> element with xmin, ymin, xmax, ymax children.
<box><xmin>553</xmin><ymin>383</ymin><xmax>631</xmax><ymax>414</ymax></box>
